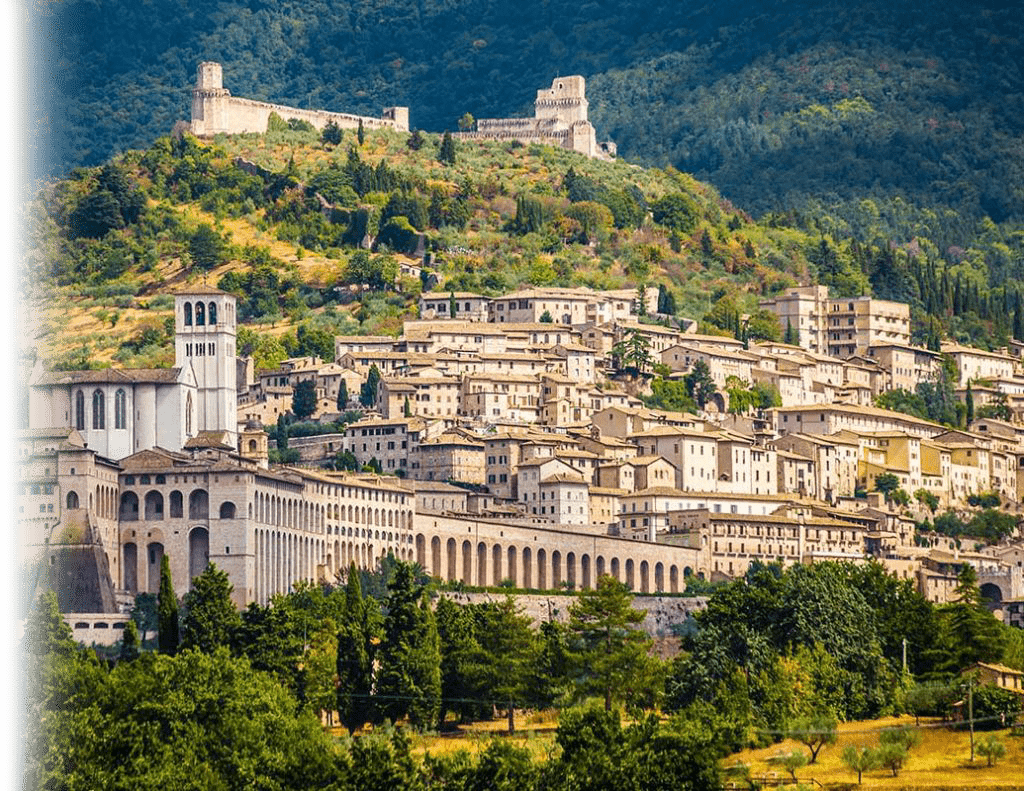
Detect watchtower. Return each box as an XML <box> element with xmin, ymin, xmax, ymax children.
<box><xmin>191</xmin><ymin>61</ymin><xmax>230</xmax><ymax>136</ymax></box>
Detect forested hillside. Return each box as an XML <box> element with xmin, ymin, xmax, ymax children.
<box><xmin>31</xmin><ymin>0</ymin><xmax>1024</xmax><ymax>337</ymax></box>
<box><xmin>36</xmin><ymin>1</ymin><xmax>1022</xmax><ymax>232</ymax></box>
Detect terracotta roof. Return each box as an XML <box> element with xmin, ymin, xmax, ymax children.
<box><xmin>35</xmin><ymin>367</ymin><xmax>183</xmax><ymax>385</ymax></box>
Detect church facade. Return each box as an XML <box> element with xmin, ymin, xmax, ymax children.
<box><xmin>28</xmin><ymin>286</ymin><xmax>238</xmax><ymax>459</ymax></box>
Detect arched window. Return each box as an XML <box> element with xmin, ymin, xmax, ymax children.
<box><xmin>114</xmin><ymin>389</ymin><xmax>127</xmax><ymax>430</ymax></box>
<box><xmin>208</xmin><ymin>302</ymin><xmax>217</xmax><ymax>325</ymax></box>
<box><xmin>74</xmin><ymin>390</ymin><xmax>85</xmax><ymax>431</ymax></box>
<box><xmin>92</xmin><ymin>389</ymin><xmax>105</xmax><ymax>430</ymax></box>
<box><xmin>169</xmin><ymin>490</ymin><xmax>183</xmax><ymax>518</ymax></box>
<box><xmin>184</xmin><ymin>302</ymin><xmax>193</xmax><ymax>325</ymax></box>
<box><xmin>219</xmin><ymin>501</ymin><xmax>236</xmax><ymax>519</ymax></box>
<box><xmin>66</xmin><ymin>491</ymin><xmax>79</xmax><ymax>509</ymax></box>
<box><xmin>185</xmin><ymin>392</ymin><xmax>193</xmax><ymax>436</ymax></box>
<box><xmin>195</xmin><ymin>302</ymin><xmax>205</xmax><ymax>326</ymax></box>
<box><xmin>189</xmin><ymin>489</ymin><xmax>209</xmax><ymax>519</ymax></box>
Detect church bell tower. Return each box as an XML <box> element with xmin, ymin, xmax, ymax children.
<box><xmin>174</xmin><ymin>286</ymin><xmax>237</xmax><ymax>445</ymax></box>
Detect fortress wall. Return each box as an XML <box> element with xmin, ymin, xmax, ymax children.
<box><xmin>211</xmin><ymin>96</ymin><xmax>400</xmax><ymax>136</ymax></box>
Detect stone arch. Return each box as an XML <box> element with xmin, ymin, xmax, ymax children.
<box><xmin>123</xmin><ymin>542</ymin><xmax>137</xmax><ymax>593</ymax></box>
<box><xmin>980</xmin><ymin>582</ymin><xmax>1004</xmax><ymax>605</ymax></box>
<box><xmin>596</xmin><ymin>555</ymin><xmax>605</xmax><ymax>579</ymax></box>
<box><xmin>581</xmin><ymin>554</ymin><xmax>591</xmax><ymax>589</ymax></box>
<box><xmin>416</xmin><ymin>533</ymin><xmax>426</xmax><ymax>567</ymax></box>
<box><xmin>477</xmin><ymin>542</ymin><xmax>488</xmax><ymax>587</ymax></box>
<box><xmin>552</xmin><ymin>550</ymin><xmax>562</xmax><ymax>588</ymax></box>
<box><xmin>208</xmin><ymin>301</ymin><xmax>217</xmax><ymax>325</ymax></box>
<box><xmin>146</xmin><ymin>542</ymin><xmax>164</xmax><ymax>594</ymax></box>
<box><xmin>670</xmin><ymin>565</ymin><xmax>679</xmax><ymax>593</ymax></box>
<box><xmin>66</xmin><ymin>491</ymin><xmax>80</xmax><ymax>510</ymax></box>
<box><xmin>537</xmin><ymin>548</ymin><xmax>547</xmax><ymax>589</ymax></box>
<box><xmin>119</xmin><ymin>491</ymin><xmax>139</xmax><ymax>522</ymax></box>
<box><xmin>640</xmin><ymin>560</ymin><xmax>650</xmax><ymax>593</ymax></box>
<box><xmin>655</xmin><ymin>561</ymin><xmax>664</xmax><ymax>593</ymax></box>
<box><xmin>219</xmin><ymin>501</ymin><xmax>236</xmax><ymax>519</ymax></box>
<box><xmin>75</xmin><ymin>389</ymin><xmax>85</xmax><ymax>430</ymax></box>
<box><xmin>184</xmin><ymin>301</ymin><xmax>192</xmax><ymax>325</ymax></box>
<box><xmin>492</xmin><ymin>544</ymin><xmax>502</xmax><ymax>585</ymax></box>
<box><xmin>611</xmin><ymin>557</ymin><xmax>620</xmax><ymax>581</ymax></box>
<box><xmin>683</xmin><ymin>565</ymin><xmax>693</xmax><ymax>579</ymax></box>
<box><xmin>462</xmin><ymin>540</ymin><xmax>472</xmax><ymax>584</ymax></box>
<box><xmin>431</xmin><ymin>536</ymin><xmax>441</xmax><ymax>577</ymax></box>
<box><xmin>625</xmin><ymin>558</ymin><xmax>635</xmax><ymax>590</ymax></box>
<box><xmin>144</xmin><ymin>491</ymin><xmax>164</xmax><ymax>520</ymax></box>
<box><xmin>522</xmin><ymin>547</ymin><xmax>532</xmax><ymax>589</ymax></box>
<box><xmin>189</xmin><ymin>527</ymin><xmax>210</xmax><ymax>583</ymax></box>
<box><xmin>189</xmin><ymin>489</ymin><xmax>209</xmax><ymax>519</ymax></box>
<box><xmin>566</xmin><ymin>552</ymin><xmax>576</xmax><ymax>590</ymax></box>
<box><xmin>507</xmin><ymin>546</ymin><xmax>517</xmax><ymax>586</ymax></box>
<box><xmin>195</xmin><ymin>301</ymin><xmax>205</xmax><ymax>325</ymax></box>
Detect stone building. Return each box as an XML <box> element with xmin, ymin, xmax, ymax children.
<box><xmin>29</xmin><ymin>286</ymin><xmax>238</xmax><ymax>459</ymax></box>
<box><xmin>455</xmin><ymin>76</ymin><xmax>615</xmax><ymax>160</ymax></box>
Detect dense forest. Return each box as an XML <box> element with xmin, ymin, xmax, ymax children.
<box><xmin>33</xmin><ymin>1</ymin><xmax>1023</xmax><ymax>244</ymax></box>
<box><xmin>23</xmin><ymin>558</ymin><xmax>1024</xmax><ymax>789</ymax></box>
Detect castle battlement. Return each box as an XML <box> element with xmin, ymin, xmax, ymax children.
<box><xmin>457</xmin><ymin>76</ymin><xmax>614</xmax><ymax>160</ymax></box>
<box><xmin>189</xmin><ymin>62</ymin><xmax>409</xmax><ymax>137</ymax></box>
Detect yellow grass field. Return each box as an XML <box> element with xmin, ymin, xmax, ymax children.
<box><xmin>330</xmin><ymin>712</ymin><xmax>1022</xmax><ymax>788</ymax></box>
<box><xmin>726</xmin><ymin>715</ymin><xmax>1023</xmax><ymax>789</ymax></box>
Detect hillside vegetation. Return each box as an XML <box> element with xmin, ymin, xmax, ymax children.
<box><xmin>24</xmin><ymin>124</ymin><xmax>824</xmax><ymax>370</ymax></box>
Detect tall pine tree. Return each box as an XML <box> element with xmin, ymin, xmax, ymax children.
<box><xmin>375</xmin><ymin>561</ymin><xmax>441</xmax><ymax>728</ymax></box>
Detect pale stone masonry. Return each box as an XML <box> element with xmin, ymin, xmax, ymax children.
<box><xmin>190</xmin><ymin>61</ymin><xmax>408</xmax><ymax>137</ymax></box>
<box><xmin>454</xmin><ymin>76</ymin><xmax>616</xmax><ymax>160</ymax></box>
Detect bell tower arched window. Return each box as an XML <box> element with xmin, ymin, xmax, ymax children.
<box><xmin>74</xmin><ymin>390</ymin><xmax>85</xmax><ymax>431</ymax></box>
<box><xmin>185</xmin><ymin>392</ymin><xmax>193</xmax><ymax>436</ymax></box>
<box><xmin>184</xmin><ymin>302</ymin><xmax>193</xmax><ymax>326</ymax></box>
<box><xmin>208</xmin><ymin>302</ymin><xmax>217</xmax><ymax>325</ymax></box>
<box><xmin>195</xmin><ymin>302</ymin><xmax>205</xmax><ymax>326</ymax></box>
<box><xmin>92</xmin><ymin>389</ymin><xmax>105</xmax><ymax>430</ymax></box>
<box><xmin>114</xmin><ymin>388</ymin><xmax>127</xmax><ymax>429</ymax></box>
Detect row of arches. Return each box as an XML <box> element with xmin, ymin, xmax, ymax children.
<box><xmin>415</xmin><ymin>534</ymin><xmax>684</xmax><ymax>593</ymax></box>
<box><xmin>253</xmin><ymin>491</ymin><xmax>326</xmax><ymax>532</ymax></box>
<box><xmin>66</xmin><ymin>483</ymin><xmax>118</xmax><ymax>520</ymax></box>
<box><xmin>119</xmin><ymin>489</ymin><xmax>220</xmax><ymax>522</ymax></box>
<box><xmin>122</xmin><ymin>528</ymin><xmax>210</xmax><ymax>594</ymax></box>
<box><xmin>254</xmin><ymin>528</ymin><xmax>327</xmax><ymax>603</ymax></box>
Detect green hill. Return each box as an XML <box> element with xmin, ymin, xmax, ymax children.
<box><xmin>23</xmin><ymin>126</ymin><xmax>827</xmax><ymax>369</ymax></box>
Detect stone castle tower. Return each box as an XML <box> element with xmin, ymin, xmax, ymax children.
<box><xmin>534</xmin><ymin>76</ymin><xmax>589</xmax><ymax>125</ymax></box>
<box><xmin>191</xmin><ymin>62</ymin><xmax>230</xmax><ymax>137</ymax></box>
<box><xmin>174</xmin><ymin>286</ymin><xmax>238</xmax><ymax>446</ymax></box>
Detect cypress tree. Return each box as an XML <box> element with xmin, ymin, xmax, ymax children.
<box><xmin>119</xmin><ymin>619</ymin><xmax>140</xmax><ymax>662</ymax></box>
<box><xmin>337</xmin><ymin>379</ymin><xmax>349</xmax><ymax>411</ymax></box>
<box><xmin>337</xmin><ymin>563</ymin><xmax>378</xmax><ymax>734</ymax></box>
<box><xmin>966</xmin><ymin>382</ymin><xmax>975</xmax><ymax>425</ymax></box>
<box><xmin>438</xmin><ymin>131</ymin><xmax>456</xmax><ymax>165</ymax></box>
<box><xmin>157</xmin><ymin>554</ymin><xmax>179</xmax><ymax>655</ymax></box>
<box><xmin>357</xmin><ymin>119</ymin><xmax>365</xmax><ymax>146</ymax></box>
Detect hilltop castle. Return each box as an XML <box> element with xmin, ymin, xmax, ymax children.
<box><xmin>189</xmin><ymin>61</ymin><xmax>409</xmax><ymax>137</ymax></box>
<box><xmin>457</xmin><ymin>76</ymin><xmax>616</xmax><ymax>160</ymax></box>
<box><xmin>189</xmin><ymin>63</ymin><xmax>613</xmax><ymax>160</ymax></box>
